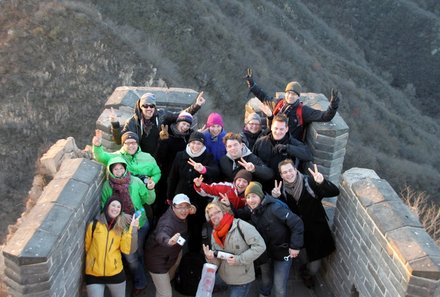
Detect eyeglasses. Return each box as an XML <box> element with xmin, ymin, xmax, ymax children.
<box><xmin>141</xmin><ymin>104</ymin><xmax>155</xmax><ymax>109</ymax></box>
<box><xmin>124</xmin><ymin>141</ymin><xmax>138</xmax><ymax>146</ymax></box>
<box><xmin>247</xmin><ymin>122</ymin><xmax>261</xmax><ymax>126</ymax></box>
<box><xmin>208</xmin><ymin>210</ymin><xmax>222</xmax><ymax>219</ymax></box>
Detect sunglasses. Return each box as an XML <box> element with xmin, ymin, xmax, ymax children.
<box><xmin>142</xmin><ymin>104</ymin><xmax>155</xmax><ymax>109</ymax></box>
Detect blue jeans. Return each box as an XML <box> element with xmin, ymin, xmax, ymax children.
<box><xmin>229</xmin><ymin>282</ymin><xmax>252</xmax><ymax>297</ymax></box>
<box><xmin>123</xmin><ymin>222</ymin><xmax>149</xmax><ymax>289</ymax></box>
<box><xmin>259</xmin><ymin>258</ymin><xmax>292</xmax><ymax>297</ymax></box>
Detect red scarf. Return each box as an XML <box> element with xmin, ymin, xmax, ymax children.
<box><xmin>213</xmin><ymin>213</ymin><xmax>234</xmax><ymax>248</ymax></box>
<box><xmin>108</xmin><ymin>172</ymin><xmax>134</xmax><ymax>214</ymax></box>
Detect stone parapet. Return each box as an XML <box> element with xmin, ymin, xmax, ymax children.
<box><xmin>2</xmin><ymin>158</ymin><xmax>103</xmax><ymax>297</ymax></box>
<box><xmin>322</xmin><ymin>168</ymin><xmax>440</xmax><ymax>297</ymax></box>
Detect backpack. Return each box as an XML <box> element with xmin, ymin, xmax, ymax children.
<box><xmin>174</xmin><ymin>251</ymin><xmax>206</xmax><ymax>296</ymax></box>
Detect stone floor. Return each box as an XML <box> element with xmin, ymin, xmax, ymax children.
<box><xmin>116</xmin><ymin>258</ymin><xmax>334</xmax><ymax>297</ymax></box>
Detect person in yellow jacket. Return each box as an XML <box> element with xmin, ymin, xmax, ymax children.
<box><xmin>85</xmin><ymin>196</ymin><xmax>139</xmax><ymax>297</ymax></box>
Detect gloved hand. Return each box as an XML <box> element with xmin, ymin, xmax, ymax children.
<box><xmin>244</xmin><ymin>68</ymin><xmax>254</xmax><ymax>88</ymax></box>
<box><xmin>159</xmin><ymin>124</ymin><xmax>169</xmax><ymax>140</ymax></box>
<box><xmin>330</xmin><ymin>88</ymin><xmax>340</xmax><ymax>109</ymax></box>
<box><xmin>273</xmin><ymin>144</ymin><xmax>287</xmax><ymax>154</ymax></box>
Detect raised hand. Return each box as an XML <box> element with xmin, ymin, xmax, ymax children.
<box><xmin>196</xmin><ymin>91</ymin><xmax>206</xmax><ymax>106</ymax></box>
<box><xmin>193</xmin><ymin>175</ymin><xmax>204</xmax><ymax>187</ymax></box>
<box><xmin>92</xmin><ymin>129</ymin><xmax>103</xmax><ymax>146</ymax></box>
<box><xmin>146</xmin><ymin>177</ymin><xmax>155</xmax><ymax>190</ymax></box>
<box><xmin>130</xmin><ymin>213</ymin><xmax>140</xmax><ymax>229</ymax></box>
<box><xmin>330</xmin><ymin>88</ymin><xmax>340</xmax><ymax>109</ymax></box>
<box><xmin>109</xmin><ymin>107</ymin><xmax>118</xmax><ymax>123</ymax></box>
<box><xmin>237</xmin><ymin>158</ymin><xmax>255</xmax><ymax>172</ymax></box>
<box><xmin>271</xmin><ymin>180</ymin><xmax>283</xmax><ymax>198</ymax></box>
<box><xmin>198</xmin><ymin>124</ymin><xmax>207</xmax><ymax>133</ymax></box>
<box><xmin>308</xmin><ymin>164</ymin><xmax>324</xmax><ymax>184</ymax></box>
<box><xmin>188</xmin><ymin>158</ymin><xmax>205</xmax><ymax>173</ymax></box>
<box><xmin>244</xmin><ymin>68</ymin><xmax>254</xmax><ymax>88</ymax></box>
<box><xmin>202</xmin><ymin>244</ymin><xmax>214</xmax><ymax>260</ymax></box>
<box><xmin>219</xmin><ymin>192</ymin><xmax>231</xmax><ymax>207</ymax></box>
<box><xmin>159</xmin><ymin>124</ymin><xmax>169</xmax><ymax>140</ymax></box>
<box><xmin>168</xmin><ymin>233</ymin><xmax>181</xmax><ymax>246</ymax></box>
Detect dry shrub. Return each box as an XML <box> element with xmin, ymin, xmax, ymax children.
<box><xmin>401</xmin><ymin>186</ymin><xmax>440</xmax><ymax>245</ymax></box>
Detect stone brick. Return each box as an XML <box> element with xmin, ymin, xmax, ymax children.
<box><xmin>55</xmin><ymin>159</ymin><xmax>102</xmax><ymax>186</ymax></box>
<box><xmin>387</xmin><ymin>226</ymin><xmax>440</xmax><ymax>280</ymax></box>
<box><xmin>367</xmin><ymin>200</ymin><xmax>422</xmax><ymax>235</ymax></box>
<box><xmin>352</xmin><ymin>178</ymin><xmax>398</xmax><ymax>207</ymax></box>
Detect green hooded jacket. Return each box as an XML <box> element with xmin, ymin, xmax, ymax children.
<box><xmin>101</xmin><ymin>156</ymin><xmax>155</xmax><ymax>228</ymax></box>
<box><xmin>93</xmin><ymin>144</ymin><xmax>161</xmax><ymax>183</ymax></box>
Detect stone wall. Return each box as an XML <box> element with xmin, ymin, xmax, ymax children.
<box><xmin>323</xmin><ymin>168</ymin><xmax>440</xmax><ymax>297</ymax></box>
<box><xmin>2</xmin><ymin>139</ymin><xmax>103</xmax><ymax>297</ymax></box>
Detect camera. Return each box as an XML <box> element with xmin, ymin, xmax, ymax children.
<box><xmin>176</xmin><ymin>235</ymin><xmax>186</xmax><ymax>246</ymax></box>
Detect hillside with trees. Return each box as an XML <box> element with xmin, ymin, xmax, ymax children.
<box><xmin>0</xmin><ymin>0</ymin><xmax>439</xmax><ymax>242</ymax></box>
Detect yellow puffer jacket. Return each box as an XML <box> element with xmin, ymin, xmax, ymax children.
<box><xmin>85</xmin><ymin>215</ymin><xmax>137</xmax><ymax>277</ymax></box>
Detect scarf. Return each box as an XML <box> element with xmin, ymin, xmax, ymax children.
<box><xmin>142</xmin><ymin>118</ymin><xmax>154</xmax><ymax>136</ymax></box>
<box><xmin>108</xmin><ymin>172</ymin><xmax>134</xmax><ymax>214</ymax></box>
<box><xmin>283</xmin><ymin>172</ymin><xmax>304</xmax><ymax>201</ymax></box>
<box><xmin>213</xmin><ymin>212</ymin><xmax>234</xmax><ymax>248</ymax></box>
<box><xmin>185</xmin><ymin>144</ymin><xmax>206</xmax><ymax>158</ymax></box>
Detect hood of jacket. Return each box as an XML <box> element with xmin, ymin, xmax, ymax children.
<box><xmin>106</xmin><ymin>156</ymin><xmax>128</xmax><ymax>179</ymax></box>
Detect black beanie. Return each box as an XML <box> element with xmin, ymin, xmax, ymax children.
<box><xmin>188</xmin><ymin>131</ymin><xmax>205</xmax><ymax>144</ymax></box>
<box><xmin>121</xmin><ymin>131</ymin><xmax>139</xmax><ymax>144</ymax></box>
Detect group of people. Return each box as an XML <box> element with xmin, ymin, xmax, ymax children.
<box><xmin>83</xmin><ymin>72</ymin><xmax>342</xmax><ymax>297</ymax></box>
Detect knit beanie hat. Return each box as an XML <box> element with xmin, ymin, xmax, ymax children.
<box><xmin>104</xmin><ymin>195</ymin><xmax>124</xmax><ymax>215</ymax></box>
<box><xmin>176</xmin><ymin>111</ymin><xmax>193</xmax><ymax>125</ymax></box>
<box><xmin>139</xmin><ymin>92</ymin><xmax>157</xmax><ymax>106</ymax></box>
<box><xmin>188</xmin><ymin>131</ymin><xmax>205</xmax><ymax>144</ymax></box>
<box><xmin>121</xmin><ymin>131</ymin><xmax>139</xmax><ymax>144</ymax></box>
<box><xmin>245</xmin><ymin>181</ymin><xmax>264</xmax><ymax>199</ymax></box>
<box><xmin>245</xmin><ymin>112</ymin><xmax>261</xmax><ymax>124</ymax></box>
<box><xmin>234</xmin><ymin>169</ymin><xmax>252</xmax><ymax>184</ymax></box>
<box><xmin>284</xmin><ymin>81</ymin><xmax>302</xmax><ymax>96</ymax></box>
<box><xmin>206</xmin><ymin>112</ymin><xmax>224</xmax><ymax>128</ymax></box>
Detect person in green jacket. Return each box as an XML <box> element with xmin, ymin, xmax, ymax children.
<box><xmin>101</xmin><ymin>156</ymin><xmax>155</xmax><ymax>294</ymax></box>
<box><xmin>92</xmin><ymin>129</ymin><xmax>161</xmax><ymax>186</ymax></box>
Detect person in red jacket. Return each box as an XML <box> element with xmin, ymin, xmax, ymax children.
<box><xmin>193</xmin><ymin>169</ymin><xmax>252</xmax><ymax>210</ymax></box>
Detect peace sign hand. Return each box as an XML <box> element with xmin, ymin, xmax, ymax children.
<box><xmin>308</xmin><ymin>164</ymin><xmax>324</xmax><ymax>184</ymax></box>
<box><xmin>219</xmin><ymin>192</ymin><xmax>231</xmax><ymax>207</ymax></box>
<box><xmin>237</xmin><ymin>158</ymin><xmax>255</xmax><ymax>173</ymax></box>
<box><xmin>188</xmin><ymin>158</ymin><xmax>205</xmax><ymax>173</ymax></box>
<box><xmin>271</xmin><ymin>180</ymin><xmax>283</xmax><ymax>198</ymax></box>
<box><xmin>193</xmin><ymin>175</ymin><xmax>204</xmax><ymax>187</ymax></box>
<box><xmin>159</xmin><ymin>124</ymin><xmax>169</xmax><ymax>140</ymax></box>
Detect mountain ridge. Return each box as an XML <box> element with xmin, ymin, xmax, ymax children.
<box><xmin>0</xmin><ymin>0</ymin><xmax>439</xmax><ymax>242</ymax></box>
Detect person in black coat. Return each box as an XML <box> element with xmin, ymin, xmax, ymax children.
<box><xmin>272</xmin><ymin>159</ymin><xmax>340</xmax><ymax>288</ymax></box>
<box><xmin>167</xmin><ymin>131</ymin><xmax>219</xmax><ymax>252</ymax></box>
<box><xmin>245</xmin><ymin>73</ymin><xmax>340</xmax><ymax>141</ymax></box>
<box><xmin>219</xmin><ymin>132</ymin><xmax>273</xmax><ymax>184</ymax></box>
<box><xmin>111</xmin><ymin>92</ymin><xmax>205</xmax><ymax>157</ymax></box>
<box><xmin>252</xmin><ymin>114</ymin><xmax>313</xmax><ymax>185</ymax></box>
<box><xmin>242</xmin><ymin>182</ymin><xmax>303</xmax><ymax>297</ymax></box>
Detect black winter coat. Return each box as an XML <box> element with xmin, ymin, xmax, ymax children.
<box><xmin>279</xmin><ymin>176</ymin><xmax>340</xmax><ymax>262</ymax></box>
<box><xmin>167</xmin><ymin>149</ymin><xmax>219</xmax><ymax>210</ymax></box>
<box><xmin>252</xmin><ymin>133</ymin><xmax>313</xmax><ymax>179</ymax></box>
<box><xmin>144</xmin><ymin>207</ymin><xmax>187</xmax><ymax>273</ymax></box>
<box><xmin>111</xmin><ymin>98</ymin><xmax>201</xmax><ymax>157</ymax></box>
<box><xmin>219</xmin><ymin>146</ymin><xmax>274</xmax><ymax>183</ymax></box>
<box><xmin>249</xmin><ymin>195</ymin><xmax>304</xmax><ymax>261</ymax></box>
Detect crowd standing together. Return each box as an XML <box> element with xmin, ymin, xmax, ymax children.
<box><xmin>86</xmin><ymin>72</ymin><xmax>341</xmax><ymax>297</ymax></box>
